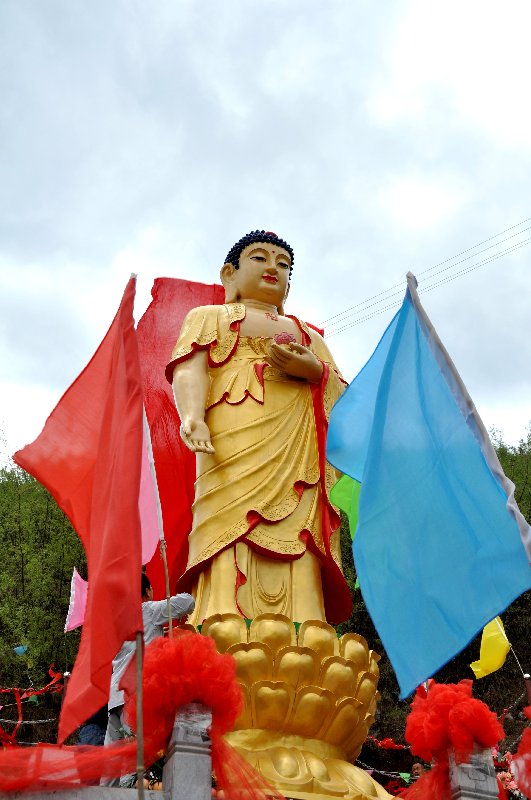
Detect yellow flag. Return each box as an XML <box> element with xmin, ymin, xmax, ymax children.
<box><xmin>470</xmin><ymin>617</ymin><xmax>510</xmax><ymax>679</ymax></box>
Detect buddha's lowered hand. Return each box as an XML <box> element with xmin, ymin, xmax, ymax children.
<box><xmin>180</xmin><ymin>417</ymin><xmax>215</xmax><ymax>454</ymax></box>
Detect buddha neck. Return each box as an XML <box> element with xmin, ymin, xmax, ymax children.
<box><xmin>241</xmin><ymin>298</ymin><xmax>282</xmax><ymax>315</ymax></box>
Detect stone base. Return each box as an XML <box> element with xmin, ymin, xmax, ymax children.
<box><xmin>449</xmin><ymin>750</ymin><xmax>499</xmax><ymax>800</ymax></box>
<box><xmin>163</xmin><ymin>702</ymin><xmax>212</xmax><ymax>800</ymax></box>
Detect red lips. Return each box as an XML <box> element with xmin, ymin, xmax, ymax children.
<box><xmin>262</xmin><ymin>275</ymin><xmax>278</xmax><ymax>284</ymax></box>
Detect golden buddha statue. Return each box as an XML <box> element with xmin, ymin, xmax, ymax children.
<box><xmin>167</xmin><ymin>230</ymin><xmax>352</xmax><ymax>627</ymax></box>
<box><xmin>166</xmin><ymin>231</ymin><xmax>389</xmax><ymax>800</ymax></box>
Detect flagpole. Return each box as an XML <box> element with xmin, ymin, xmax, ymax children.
<box><xmin>142</xmin><ymin>409</ymin><xmax>173</xmax><ymax>638</ymax></box>
<box><xmin>159</xmin><ymin>539</ymin><xmax>174</xmax><ymax>638</ymax></box>
<box><xmin>494</xmin><ymin>617</ymin><xmax>526</xmax><ymax>678</ymax></box>
<box><xmin>135</xmin><ymin>631</ymin><xmax>145</xmax><ymax>800</ymax></box>
<box><xmin>525</xmin><ymin>673</ymin><xmax>531</xmax><ymax>705</ymax></box>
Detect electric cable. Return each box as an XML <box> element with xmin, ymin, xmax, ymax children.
<box><xmin>321</xmin><ymin>216</ymin><xmax>531</xmax><ymax>328</ymax></box>
<box><xmin>328</xmin><ymin>236</ymin><xmax>531</xmax><ymax>336</ymax></box>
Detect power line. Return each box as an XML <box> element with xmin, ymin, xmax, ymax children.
<box><xmin>416</xmin><ymin>220</ymin><xmax>531</xmax><ymax>280</ymax></box>
<box><xmin>329</xmin><ymin>299</ymin><xmax>402</xmax><ymax>336</ymax></box>
<box><xmin>328</xmin><ymin>236</ymin><xmax>531</xmax><ymax>337</ymax></box>
<box><xmin>329</xmin><ymin>237</ymin><xmax>531</xmax><ymax>336</ymax></box>
<box><xmin>321</xmin><ymin>216</ymin><xmax>531</xmax><ymax>327</ymax></box>
<box><xmin>421</xmin><ymin>237</ymin><xmax>531</xmax><ymax>296</ymax></box>
<box><xmin>326</xmin><ymin>287</ymin><xmax>405</xmax><ymax>329</ymax></box>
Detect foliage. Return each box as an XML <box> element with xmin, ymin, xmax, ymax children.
<box><xmin>0</xmin><ymin>427</ymin><xmax>529</xmax><ymax>751</ymax></box>
<box><xmin>492</xmin><ymin>426</ymin><xmax>531</xmax><ymax>523</ymax></box>
<box><xmin>336</xmin><ymin>426</ymin><xmax>531</xmax><ymax>772</ymax></box>
<box><xmin>0</xmin><ymin>462</ymin><xmax>85</xmax><ymax>742</ymax></box>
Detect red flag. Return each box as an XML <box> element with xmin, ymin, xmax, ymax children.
<box><xmin>137</xmin><ymin>277</ymin><xmax>224</xmax><ymax>599</ymax></box>
<box><xmin>14</xmin><ymin>277</ymin><xmax>143</xmax><ymax>743</ymax></box>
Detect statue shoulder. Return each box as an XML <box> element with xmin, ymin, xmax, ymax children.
<box><xmin>181</xmin><ymin>303</ymin><xmax>245</xmax><ymax>331</ymax></box>
<box><xmin>181</xmin><ymin>303</ymin><xmax>221</xmax><ymax>325</ymax></box>
<box><xmin>166</xmin><ymin>303</ymin><xmax>245</xmax><ymax>380</ymax></box>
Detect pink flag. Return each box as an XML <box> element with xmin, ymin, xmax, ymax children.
<box><xmin>139</xmin><ymin>412</ymin><xmax>162</xmax><ymax>565</ymax></box>
<box><xmin>64</xmin><ymin>418</ymin><xmax>161</xmax><ymax>637</ymax></box>
<box><xmin>64</xmin><ymin>568</ymin><xmax>88</xmax><ymax>632</ymax></box>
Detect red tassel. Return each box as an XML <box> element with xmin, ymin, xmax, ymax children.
<box><xmin>0</xmin><ymin>631</ymin><xmax>280</xmax><ymax>799</ymax></box>
<box><xmin>401</xmin><ymin>681</ymin><xmax>506</xmax><ymax>800</ymax></box>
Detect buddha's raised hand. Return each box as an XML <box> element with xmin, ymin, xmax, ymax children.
<box><xmin>266</xmin><ymin>341</ymin><xmax>323</xmax><ymax>384</ymax></box>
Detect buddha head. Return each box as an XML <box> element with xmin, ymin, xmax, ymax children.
<box><xmin>221</xmin><ymin>230</ymin><xmax>294</xmax><ymax>312</ymax></box>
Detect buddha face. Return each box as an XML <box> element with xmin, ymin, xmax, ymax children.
<box><xmin>221</xmin><ymin>241</ymin><xmax>291</xmax><ymax>308</ymax></box>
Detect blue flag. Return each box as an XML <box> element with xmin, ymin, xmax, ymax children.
<box><xmin>327</xmin><ymin>274</ymin><xmax>531</xmax><ymax>698</ymax></box>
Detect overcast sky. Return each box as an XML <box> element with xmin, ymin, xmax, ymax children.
<box><xmin>1</xmin><ymin>0</ymin><xmax>530</xmax><ymax>464</ymax></box>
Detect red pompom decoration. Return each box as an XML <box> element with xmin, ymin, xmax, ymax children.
<box><xmin>0</xmin><ymin>631</ymin><xmax>283</xmax><ymax>799</ymax></box>
<box><xmin>124</xmin><ymin>631</ymin><xmax>243</xmax><ymax>748</ymax></box>
<box><xmin>401</xmin><ymin>681</ymin><xmax>505</xmax><ymax>800</ymax></box>
<box><xmin>129</xmin><ymin>632</ymin><xmax>283</xmax><ymax>799</ymax></box>
<box><xmin>405</xmin><ymin>680</ymin><xmax>503</xmax><ymax>764</ymax></box>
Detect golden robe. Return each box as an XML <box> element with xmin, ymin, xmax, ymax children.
<box><xmin>166</xmin><ymin>303</ymin><xmax>352</xmax><ymax>625</ymax></box>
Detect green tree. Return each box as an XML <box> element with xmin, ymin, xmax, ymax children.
<box><xmin>0</xmin><ymin>463</ymin><xmax>85</xmax><ymax>742</ymax></box>
<box><xmin>492</xmin><ymin>426</ymin><xmax>531</xmax><ymax>522</ymax></box>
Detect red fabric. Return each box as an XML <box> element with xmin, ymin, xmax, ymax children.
<box><xmin>0</xmin><ymin>741</ymin><xmax>137</xmax><ymax>790</ymax></box>
<box><xmin>496</xmin><ymin>776</ymin><xmax>509</xmax><ymax>800</ymax></box>
<box><xmin>137</xmin><ymin>278</ymin><xmax>224</xmax><ymax>600</ymax></box>
<box><xmin>512</xmin><ymin>706</ymin><xmax>531</xmax><ymax>798</ymax></box>
<box><xmin>0</xmin><ymin>667</ymin><xmax>64</xmax><ymax>744</ymax></box>
<box><xmin>401</xmin><ymin>680</ymin><xmax>505</xmax><ymax>800</ymax></box>
<box><xmin>0</xmin><ymin>722</ymin><xmax>17</xmax><ymax>746</ymax></box>
<box><xmin>306</xmin><ymin>321</ymin><xmax>325</xmax><ymax>337</ymax></box>
<box><xmin>12</xmin><ymin>691</ymin><xmax>22</xmax><ymax>739</ymax></box>
<box><xmin>398</xmin><ymin>769</ymin><xmax>448</xmax><ymax>800</ymax></box>
<box><xmin>309</xmin><ymin>359</ymin><xmax>353</xmax><ymax>624</ymax></box>
<box><xmin>21</xmin><ymin>666</ymin><xmax>63</xmax><ymax>701</ymax></box>
<box><xmin>0</xmin><ymin>633</ymin><xmax>282</xmax><ymax>800</ymax></box>
<box><xmin>14</xmin><ymin>277</ymin><xmax>144</xmax><ymax>743</ymax></box>
<box><xmin>368</xmin><ymin>735</ymin><xmax>407</xmax><ymax>750</ymax></box>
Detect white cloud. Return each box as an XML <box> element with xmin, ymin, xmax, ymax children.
<box><xmin>0</xmin><ymin>383</ymin><xmax>62</xmax><ymax>459</ymax></box>
<box><xmin>367</xmin><ymin>0</ymin><xmax>531</xmax><ymax>149</ymax></box>
<box><xmin>377</xmin><ymin>173</ymin><xmax>468</xmax><ymax>231</ymax></box>
<box><xmin>1</xmin><ymin>0</ymin><xmax>530</xmax><ymax>462</ymax></box>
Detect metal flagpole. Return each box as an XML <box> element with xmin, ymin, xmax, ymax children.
<box><xmin>494</xmin><ymin>617</ymin><xmax>526</xmax><ymax>678</ymax></box>
<box><xmin>135</xmin><ymin>632</ymin><xmax>145</xmax><ymax>800</ymax></box>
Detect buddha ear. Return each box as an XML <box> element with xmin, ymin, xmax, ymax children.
<box><xmin>278</xmin><ymin>281</ymin><xmax>290</xmax><ymax>315</ymax></box>
<box><xmin>220</xmin><ymin>263</ymin><xmax>239</xmax><ymax>303</ymax></box>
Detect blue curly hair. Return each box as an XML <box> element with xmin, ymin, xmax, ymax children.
<box><xmin>224</xmin><ymin>230</ymin><xmax>294</xmax><ymax>277</ymax></box>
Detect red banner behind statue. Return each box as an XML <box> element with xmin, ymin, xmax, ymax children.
<box><xmin>137</xmin><ymin>277</ymin><xmax>224</xmax><ymax>600</ymax></box>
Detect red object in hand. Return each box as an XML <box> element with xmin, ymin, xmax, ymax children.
<box><xmin>274</xmin><ymin>332</ymin><xmax>297</xmax><ymax>345</ymax></box>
